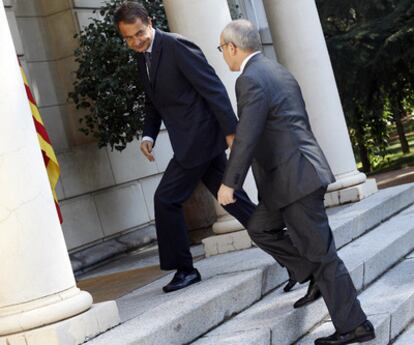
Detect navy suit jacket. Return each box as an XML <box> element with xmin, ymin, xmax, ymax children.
<box><xmin>138</xmin><ymin>29</ymin><xmax>238</xmax><ymax>169</ymax></box>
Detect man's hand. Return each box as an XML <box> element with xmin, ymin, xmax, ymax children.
<box><xmin>140</xmin><ymin>140</ymin><xmax>155</xmax><ymax>162</ymax></box>
<box><xmin>218</xmin><ymin>184</ymin><xmax>236</xmax><ymax>206</ymax></box>
<box><xmin>226</xmin><ymin>134</ymin><xmax>235</xmax><ymax>150</ymax></box>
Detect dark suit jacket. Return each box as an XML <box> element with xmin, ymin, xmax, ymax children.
<box><xmin>223</xmin><ymin>53</ymin><xmax>335</xmax><ymax>209</ymax></box>
<box><xmin>138</xmin><ymin>29</ymin><xmax>238</xmax><ymax>169</ymax></box>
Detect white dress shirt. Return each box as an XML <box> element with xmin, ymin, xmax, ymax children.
<box><xmin>142</xmin><ymin>28</ymin><xmax>156</xmax><ymax>144</ymax></box>
<box><xmin>240</xmin><ymin>51</ymin><xmax>261</xmax><ymax>74</ymax></box>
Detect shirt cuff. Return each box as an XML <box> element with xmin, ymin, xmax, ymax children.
<box><xmin>142</xmin><ymin>136</ymin><xmax>154</xmax><ymax>143</ymax></box>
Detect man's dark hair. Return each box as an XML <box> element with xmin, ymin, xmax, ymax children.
<box><xmin>113</xmin><ymin>1</ymin><xmax>150</xmax><ymax>29</ymax></box>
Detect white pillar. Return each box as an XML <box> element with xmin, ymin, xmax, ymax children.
<box><xmin>163</xmin><ymin>0</ymin><xmax>258</xmax><ymax>237</ymax></box>
<box><xmin>163</xmin><ymin>0</ymin><xmax>238</xmax><ymax>110</ymax></box>
<box><xmin>262</xmin><ymin>0</ymin><xmax>377</xmax><ymax>201</ymax></box>
<box><xmin>0</xmin><ymin>3</ymin><xmax>119</xmax><ymax>342</ymax></box>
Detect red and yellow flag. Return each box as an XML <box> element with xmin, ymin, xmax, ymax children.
<box><xmin>19</xmin><ymin>59</ymin><xmax>63</xmax><ymax>223</ymax></box>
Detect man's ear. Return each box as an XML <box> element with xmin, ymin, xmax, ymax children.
<box><xmin>229</xmin><ymin>42</ymin><xmax>237</xmax><ymax>56</ymax></box>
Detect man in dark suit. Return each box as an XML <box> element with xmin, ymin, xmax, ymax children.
<box><xmin>217</xmin><ymin>20</ymin><xmax>375</xmax><ymax>345</ymax></box>
<box><xmin>113</xmin><ymin>2</ymin><xmax>255</xmax><ymax>293</ymax></box>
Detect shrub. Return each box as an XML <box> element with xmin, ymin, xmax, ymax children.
<box><xmin>68</xmin><ymin>0</ymin><xmax>168</xmax><ymax>151</ymax></box>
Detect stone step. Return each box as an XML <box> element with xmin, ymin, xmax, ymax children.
<box><xmin>86</xmin><ymin>249</ymin><xmax>284</xmax><ymax>345</ymax></box>
<box><xmin>393</xmin><ymin>320</ymin><xmax>414</xmax><ymax>345</ymax></box>
<box><xmin>297</xmin><ymin>251</ymin><xmax>414</xmax><ymax>345</ymax></box>
<box><xmin>116</xmin><ymin>183</ymin><xmax>414</xmax><ymax>323</ymax></box>
<box><xmin>327</xmin><ymin>183</ymin><xmax>414</xmax><ymax>250</ymax></box>
<box><xmin>192</xmin><ymin>203</ymin><xmax>414</xmax><ymax>345</ymax></box>
<box><xmin>194</xmin><ymin>328</ymin><xmax>270</xmax><ymax>345</ymax></box>
<box><xmin>85</xmin><ymin>185</ymin><xmax>414</xmax><ymax>345</ymax></box>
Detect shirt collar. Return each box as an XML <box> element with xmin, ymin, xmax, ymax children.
<box><xmin>240</xmin><ymin>51</ymin><xmax>261</xmax><ymax>73</ymax></box>
<box><xmin>145</xmin><ymin>28</ymin><xmax>156</xmax><ymax>53</ymax></box>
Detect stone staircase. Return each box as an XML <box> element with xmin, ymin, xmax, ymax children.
<box><xmin>86</xmin><ymin>183</ymin><xmax>414</xmax><ymax>345</ymax></box>
<box><xmin>393</xmin><ymin>320</ymin><xmax>414</xmax><ymax>345</ymax></box>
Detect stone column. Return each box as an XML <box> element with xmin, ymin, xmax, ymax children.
<box><xmin>163</xmin><ymin>0</ymin><xmax>257</xmax><ymax>248</ymax></box>
<box><xmin>0</xmin><ymin>3</ymin><xmax>119</xmax><ymax>343</ymax></box>
<box><xmin>163</xmin><ymin>0</ymin><xmax>238</xmax><ymax>110</ymax></box>
<box><xmin>262</xmin><ymin>0</ymin><xmax>377</xmax><ymax>206</ymax></box>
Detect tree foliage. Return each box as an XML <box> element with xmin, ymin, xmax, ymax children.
<box><xmin>68</xmin><ymin>0</ymin><xmax>167</xmax><ymax>151</ymax></box>
<box><xmin>316</xmin><ymin>0</ymin><xmax>414</xmax><ymax>171</ymax></box>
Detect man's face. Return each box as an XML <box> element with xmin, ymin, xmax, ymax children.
<box><xmin>219</xmin><ymin>34</ymin><xmax>237</xmax><ymax>71</ymax></box>
<box><xmin>119</xmin><ymin>18</ymin><xmax>152</xmax><ymax>53</ymax></box>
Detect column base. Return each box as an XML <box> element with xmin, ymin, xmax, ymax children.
<box><xmin>327</xmin><ymin>171</ymin><xmax>367</xmax><ymax>192</ymax></box>
<box><xmin>324</xmin><ymin>178</ymin><xmax>378</xmax><ymax>207</ymax></box>
<box><xmin>212</xmin><ymin>214</ymin><xmax>244</xmax><ymax>234</ymax></box>
<box><xmin>0</xmin><ymin>301</ymin><xmax>120</xmax><ymax>345</ymax></box>
<box><xmin>0</xmin><ymin>288</ymin><xmax>93</xmax><ymax>335</ymax></box>
<box><xmin>202</xmin><ymin>230</ymin><xmax>253</xmax><ymax>257</ymax></box>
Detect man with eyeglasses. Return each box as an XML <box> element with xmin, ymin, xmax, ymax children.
<box><xmin>217</xmin><ymin>19</ymin><xmax>375</xmax><ymax>345</ymax></box>
<box><xmin>113</xmin><ymin>2</ymin><xmax>255</xmax><ymax>293</ymax></box>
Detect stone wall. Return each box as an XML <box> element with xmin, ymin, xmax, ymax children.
<box><xmin>4</xmin><ymin>0</ymin><xmax>172</xmax><ymax>256</ymax></box>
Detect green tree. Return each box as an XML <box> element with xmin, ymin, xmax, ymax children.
<box><xmin>68</xmin><ymin>0</ymin><xmax>167</xmax><ymax>151</ymax></box>
<box><xmin>316</xmin><ymin>0</ymin><xmax>414</xmax><ymax>172</ymax></box>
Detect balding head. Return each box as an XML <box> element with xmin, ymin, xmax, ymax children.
<box><xmin>219</xmin><ymin>19</ymin><xmax>262</xmax><ymax>71</ymax></box>
<box><xmin>221</xmin><ymin>19</ymin><xmax>262</xmax><ymax>53</ymax></box>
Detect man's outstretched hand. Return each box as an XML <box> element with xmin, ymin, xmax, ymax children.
<box><xmin>218</xmin><ymin>184</ymin><xmax>236</xmax><ymax>206</ymax></box>
<box><xmin>140</xmin><ymin>140</ymin><xmax>155</xmax><ymax>162</ymax></box>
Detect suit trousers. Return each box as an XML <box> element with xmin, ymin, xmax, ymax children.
<box><xmin>247</xmin><ymin>187</ymin><xmax>367</xmax><ymax>333</ymax></box>
<box><xmin>154</xmin><ymin>152</ymin><xmax>255</xmax><ymax>271</ymax></box>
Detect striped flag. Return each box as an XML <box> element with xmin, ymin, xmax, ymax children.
<box><xmin>19</xmin><ymin>58</ymin><xmax>63</xmax><ymax>223</ymax></box>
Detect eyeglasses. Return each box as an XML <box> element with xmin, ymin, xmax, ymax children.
<box><xmin>217</xmin><ymin>43</ymin><xmax>229</xmax><ymax>52</ymax></box>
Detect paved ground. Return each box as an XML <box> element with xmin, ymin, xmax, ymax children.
<box><xmin>77</xmin><ymin>264</ymin><xmax>164</xmax><ymax>303</ymax></box>
<box><xmin>372</xmin><ymin>165</ymin><xmax>414</xmax><ymax>189</ymax></box>
<box><xmin>77</xmin><ymin>167</ymin><xmax>414</xmax><ymax>304</ymax></box>
<box><xmin>77</xmin><ymin>244</ymin><xmax>204</xmax><ymax>303</ymax></box>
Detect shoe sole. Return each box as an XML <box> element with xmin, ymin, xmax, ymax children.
<box><xmin>315</xmin><ymin>333</ymin><xmax>376</xmax><ymax>345</ymax></box>
<box><xmin>354</xmin><ymin>333</ymin><xmax>376</xmax><ymax>343</ymax></box>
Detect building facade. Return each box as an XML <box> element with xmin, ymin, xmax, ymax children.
<box><xmin>0</xmin><ymin>0</ymin><xmax>377</xmax><ymax>342</ymax></box>
<box><xmin>2</xmin><ymin>0</ymin><xmax>276</xmax><ymax>271</ymax></box>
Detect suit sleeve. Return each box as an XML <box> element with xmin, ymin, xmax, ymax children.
<box><xmin>142</xmin><ymin>93</ymin><xmax>162</xmax><ymax>145</ymax></box>
<box><xmin>222</xmin><ymin>76</ymin><xmax>269</xmax><ymax>190</ymax></box>
<box><xmin>173</xmin><ymin>36</ymin><xmax>238</xmax><ymax>135</ymax></box>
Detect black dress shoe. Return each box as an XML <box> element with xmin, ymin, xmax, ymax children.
<box><xmin>314</xmin><ymin>320</ymin><xmax>375</xmax><ymax>345</ymax></box>
<box><xmin>283</xmin><ymin>278</ymin><xmax>297</xmax><ymax>292</ymax></box>
<box><xmin>293</xmin><ymin>279</ymin><xmax>322</xmax><ymax>308</ymax></box>
<box><xmin>162</xmin><ymin>269</ymin><xmax>201</xmax><ymax>293</ymax></box>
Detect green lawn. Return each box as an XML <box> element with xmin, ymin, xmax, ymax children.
<box><xmin>356</xmin><ymin>115</ymin><xmax>414</xmax><ymax>175</ymax></box>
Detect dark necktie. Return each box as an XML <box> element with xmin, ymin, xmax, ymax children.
<box><xmin>144</xmin><ymin>52</ymin><xmax>151</xmax><ymax>79</ymax></box>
